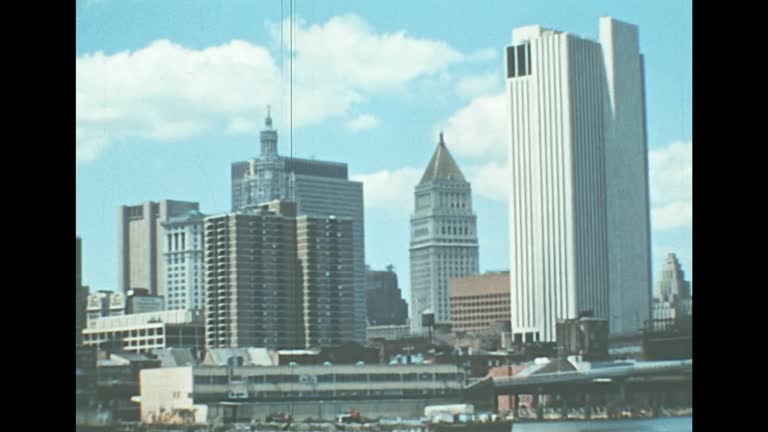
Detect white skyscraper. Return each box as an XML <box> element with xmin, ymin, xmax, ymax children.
<box><xmin>410</xmin><ymin>133</ymin><xmax>479</xmax><ymax>334</ymax></box>
<box><xmin>505</xmin><ymin>17</ymin><xmax>651</xmax><ymax>342</ymax></box>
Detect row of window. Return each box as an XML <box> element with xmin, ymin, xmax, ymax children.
<box><xmin>453</xmin><ymin>314</ymin><xmax>508</xmax><ymax>322</ymax></box>
<box><xmin>506</xmin><ymin>43</ymin><xmax>532</xmax><ymax>78</ymax></box>
<box><xmin>83</xmin><ymin>335</ymin><xmax>164</xmax><ymax>347</ymax></box>
<box><xmin>84</xmin><ymin>327</ymin><xmax>164</xmax><ymax>338</ymax></box>
<box><xmin>451</xmin><ymin>303</ymin><xmax>510</xmax><ymax>309</ymax></box>
<box><xmin>452</xmin><ymin>293</ymin><xmax>508</xmax><ymax>301</ymax></box>
<box><xmin>439</xmin><ymin>192</ymin><xmax>469</xmax><ymax>210</ymax></box>
<box><xmin>197</xmin><ymin>372</ymin><xmax>462</xmax><ymax>385</ymax></box>
<box><xmin>200</xmin><ymin>388</ymin><xmax>461</xmax><ymax>400</ymax></box>
<box><xmin>439</xmin><ymin>228</ymin><xmax>470</xmax><ymax>237</ymax></box>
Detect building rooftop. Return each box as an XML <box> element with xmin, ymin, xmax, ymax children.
<box><xmin>202</xmin><ymin>347</ymin><xmax>278</xmax><ymax>367</ymax></box>
<box><xmin>152</xmin><ymin>348</ymin><xmax>198</xmax><ymax>368</ymax></box>
<box><xmin>85</xmin><ymin>309</ymin><xmax>203</xmax><ymax>330</ymax></box>
<box><xmin>420</xmin><ymin>132</ymin><xmax>466</xmax><ymax>184</ymax></box>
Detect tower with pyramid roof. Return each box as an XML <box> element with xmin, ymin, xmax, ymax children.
<box><xmin>409</xmin><ymin>133</ymin><xmax>479</xmax><ymax>334</ymax></box>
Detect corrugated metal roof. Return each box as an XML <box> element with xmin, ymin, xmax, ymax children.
<box><xmin>152</xmin><ymin>348</ymin><xmax>197</xmax><ymax>367</ymax></box>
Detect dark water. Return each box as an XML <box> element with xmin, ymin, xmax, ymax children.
<box><xmin>513</xmin><ymin>416</ymin><xmax>692</xmax><ymax>432</ymax></box>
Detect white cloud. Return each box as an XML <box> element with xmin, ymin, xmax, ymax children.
<box><xmin>77</xmin><ymin>15</ymin><xmax>478</xmax><ymax>164</ymax></box>
<box><xmin>226</xmin><ymin>118</ymin><xmax>257</xmax><ymax>135</ymax></box>
<box><xmin>75</xmin><ymin>128</ymin><xmax>109</xmax><ymax>164</ymax></box>
<box><xmin>352</xmin><ymin>167</ymin><xmax>422</xmax><ymax>214</ymax></box>
<box><xmin>435</xmin><ymin>91</ymin><xmax>507</xmax><ymax>160</ymax></box>
<box><xmin>649</xmin><ymin>141</ymin><xmax>692</xmax><ymax>231</ymax></box>
<box><xmin>465</xmin><ymin>161</ymin><xmax>511</xmax><ymax>203</ymax></box>
<box><xmin>432</xmin><ymin>90</ymin><xmax>510</xmax><ymax>204</ymax></box>
<box><xmin>346</xmin><ymin>114</ymin><xmax>380</xmax><ymax>132</ymax></box>
<box><xmin>456</xmin><ymin>72</ymin><xmax>502</xmax><ymax>99</ymax></box>
<box><xmin>270</xmin><ymin>14</ymin><xmax>465</xmax><ymax>93</ymax></box>
<box><xmin>76</xmin><ymin>39</ymin><xmax>280</xmax><ymax>163</ymax></box>
<box><xmin>466</xmin><ymin>48</ymin><xmax>498</xmax><ymax>62</ymax></box>
<box><xmin>652</xmin><ymin>201</ymin><xmax>692</xmax><ymax>231</ymax></box>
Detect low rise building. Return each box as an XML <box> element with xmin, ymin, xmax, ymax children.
<box><xmin>556</xmin><ymin>317</ymin><xmax>610</xmax><ymax>361</ymax></box>
<box><xmin>126</xmin><ymin>288</ymin><xmax>164</xmax><ymax>314</ymax></box>
<box><xmin>86</xmin><ymin>290</ymin><xmax>125</xmax><ymax>323</ymax></box>
<box><xmin>202</xmin><ymin>348</ymin><xmax>278</xmax><ymax>367</ymax></box>
<box><xmin>98</xmin><ymin>352</ymin><xmax>162</xmax><ymax>422</ymax></box>
<box><xmin>449</xmin><ymin>272</ymin><xmax>510</xmax><ymax>336</ymax></box>
<box><xmin>151</xmin><ymin>347</ymin><xmax>199</xmax><ymax>368</ymax></box>
<box><xmin>366</xmin><ymin>265</ymin><xmax>408</xmax><ymax>326</ymax></box>
<box><xmin>82</xmin><ymin>309</ymin><xmax>204</xmax><ymax>354</ymax></box>
<box><xmin>140</xmin><ymin>363</ymin><xmax>465</xmax><ymax>422</ymax></box>
<box><xmin>76</xmin><ymin>346</ymin><xmax>99</xmax><ymax>425</ymax></box>
<box><xmin>366</xmin><ymin>324</ymin><xmax>411</xmax><ymax>341</ymax></box>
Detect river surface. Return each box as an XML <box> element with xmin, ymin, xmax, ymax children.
<box><xmin>512</xmin><ymin>416</ymin><xmax>692</xmax><ymax>432</ymax></box>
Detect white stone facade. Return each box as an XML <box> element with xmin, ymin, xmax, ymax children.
<box><xmin>410</xmin><ymin>134</ymin><xmax>479</xmax><ymax>334</ymax></box>
<box><xmin>161</xmin><ymin>210</ymin><xmax>205</xmax><ymax>311</ymax></box>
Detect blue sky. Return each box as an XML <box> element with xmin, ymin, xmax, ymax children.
<box><xmin>76</xmin><ymin>0</ymin><xmax>692</xmax><ymax>303</ymax></box>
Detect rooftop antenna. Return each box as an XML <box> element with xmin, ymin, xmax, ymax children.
<box><xmin>288</xmin><ymin>0</ymin><xmax>296</xmax><ymax>202</ymax></box>
<box><xmin>279</xmin><ymin>0</ymin><xmax>283</xmax><ymax>134</ymax></box>
<box><xmin>290</xmin><ymin>0</ymin><xmax>294</xmax><ymax>163</ymax></box>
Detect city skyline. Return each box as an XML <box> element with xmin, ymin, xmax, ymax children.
<box><xmin>76</xmin><ymin>1</ymin><xmax>692</xmax><ymax>308</ymax></box>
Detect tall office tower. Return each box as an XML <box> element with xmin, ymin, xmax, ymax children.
<box><xmin>297</xmin><ymin>215</ymin><xmax>355</xmax><ymax>347</ymax></box>
<box><xmin>654</xmin><ymin>253</ymin><xmax>690</xmax><ymax>302</ymax></box>
<box><xmin>366</xmin><ymin>265</ymin><xmax>409</xmax><ymax>326</ymax></box>
<box><xmin>161</xmin><ymin>209</ymin><xmax>206</xmax><ymax>311</ymax></box>
<box><xmin>410</xmin><ymin>133</ymin><xmax>479</xmax><ymax>334</ymax></box>
<box><xmin>652</xmin><ymin>253</ymin><xmax>692</xmax><ymax>320</ymax></box>
<box><xmin>231</xmin><ymin>111</ymin><xmax>366</xmax><ymax>343</ymax></box>
<box><xmin>203</xmin><ymin>201</ymin><xmax>303</xmax><ymax>349</ymax></box>
<box><xmin>76</xmin><ymin>237</ymin><xmax>88</xmax><ymax>345</ymax></box>
<box><xmin>118</xmin><ymin>200</ymin><xmax>200</xmax><ymax>296</ymax></box>
<box><xmin>505</xmin><ymin>17</ymin><xmax>651</xmax><ymax>342</ymax></box>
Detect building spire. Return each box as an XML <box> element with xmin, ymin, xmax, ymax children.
<box><xmin>260</xmin><ymin>104</ymin><xmax>278</xmax><ymax>158</ymax></box>
<box><xmin>419</xmin><ymin>131</ymin><xmax>466</xmax><ymax>184</ymax></box>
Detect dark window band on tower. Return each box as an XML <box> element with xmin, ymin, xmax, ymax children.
<box><xmin>517</xmin><ymin>44</ymin><xmax>527</xmax><ymax>76</ymax></box>
<box><xmin>527</xmin><ymin>43</ymin><xmax>532</xmax><ymax>75</ymax></box>
<box><xmin>506</xmin><ymin>46</ymin><xmax>516</xmax><ymax>78</ymax></box>
<box><xmin>507</xmin><ymin>44</ymin><xmax>532</xmax><ymax>78</ymax></box>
